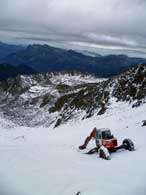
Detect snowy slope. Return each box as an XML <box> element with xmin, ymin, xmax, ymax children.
<box><xmin>0</xmin><ymin>99</ymin><xmax>146</xmax><ymax>195</ymax></box>
<box><xmin>0</xmin><ymin>72</ymin><xmax>106</xmax><ymax>127</ymax></box>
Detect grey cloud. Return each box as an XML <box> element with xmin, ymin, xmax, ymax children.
<box><xmin>0</xmin><ymin>0</ymin><xmax>146</xmax><ymax>57</ymax></box>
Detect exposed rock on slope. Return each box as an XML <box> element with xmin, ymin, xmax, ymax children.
<box><xmin>0</xmin><ymin>63</ymin><xmax>145</xmax><ymax>127</ymax></box>
<box><xmin>0</xmin><ymin>72</ymin><xmax>105</xmax><ymax>127</ymax></box>
<box><xmin>111</xmin><ymin>63</ymin><xmax>146</xmax><ymax>106</ymax></box>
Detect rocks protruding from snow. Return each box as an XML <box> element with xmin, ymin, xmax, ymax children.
<box><xmin>0</xmin><ymin>63</ymin><xmax>146</xmax><ymax>128</ymax></box>
<box><xmin>142</xmin><ymin>120</ymin><xmax>146</xmax><ymax>126</ymax></box>
<box><xmin>0</xmin><ymin>72</ymin><xmax>107</xmax><ymax>127</ymax></box>
<box><xmin>111</xmin><ymin>63</ymin><xmax>146</xmax><ymax>105</ymax></box>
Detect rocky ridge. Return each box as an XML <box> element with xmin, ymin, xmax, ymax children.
<box><xmin>0</xmin><ymin>63</ymin><xmax>145</xmax><ymax>127</ymax></box>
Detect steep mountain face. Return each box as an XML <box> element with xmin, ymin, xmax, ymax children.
<box><xmin>0</xmin><ymin>42</ymin><xmax>24</xmax><ymax>59</ymax></box>
<box><xmin>1</xmin><ymin>44</ymin><xmax>146</xmax><ymax>77</ymax></box>
<box><xmin>111</xmin><ymin>63</ymin><xmax>146</xmax><ymax>106</ymax></box>
<box><xmin>0</xmin><ymin>63</ymin><xmax>145</xmax><ymax>128</ymax></box>
<box><xmin>0</xmin><ymin>63</ymin><xmax>37</xmax><ymax>81</ymax></box>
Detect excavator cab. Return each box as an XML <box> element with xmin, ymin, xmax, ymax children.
<box><xmin>95</xmin><ymin>129</ymin><xmax>118</xmax><ymax>149</ymax></box>
<box><xmin>102</xmin><ymin>130</ymin><xmax>113</xmax><ymax>139</ymax></box>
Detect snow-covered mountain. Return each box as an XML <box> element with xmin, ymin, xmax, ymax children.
<box><xmin>0</xmin><ymin>63</ymin><xmax>146</xmax><ymax>128</ymax></box>
<box><xmin>0</xmin><ymin>92</ymin><xmax>146</xmax><ymax>195</ymax></box>
<box><xmin>0</xmin><ymin>72</ymin><xmax>106</xmax><ymax>127</ymax></box>
<box><xmin>0</xmin><ymin>63</ymin><xmax>146</xmax><ymax>195</ymax></box>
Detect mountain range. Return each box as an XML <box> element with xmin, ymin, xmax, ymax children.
<box><xmin>0</xmin><ymin>42</ymin><xmax>146</xmax><ymax>79</ymax></box>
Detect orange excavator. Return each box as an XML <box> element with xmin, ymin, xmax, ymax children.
<box><xmin>79</xmin><ymin>127</ymin><xmax>135</xmax><ymax>160</ymax></box>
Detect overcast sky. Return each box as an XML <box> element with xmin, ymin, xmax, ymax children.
<box><xmin>0</xmin><ymin>0</ymin><xmax>146</xmax><ymax>57</ymax></box>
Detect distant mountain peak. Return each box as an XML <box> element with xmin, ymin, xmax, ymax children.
<box><xmin>1</xmin><ymin>43</ymin><xmax>146</xmax><ymax>77</ymax></box>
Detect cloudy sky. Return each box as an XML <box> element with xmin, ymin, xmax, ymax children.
<box><xmin>0</xmin><ymin>0</ymin><xmax>146</xmax><ymax>57</ymax></box>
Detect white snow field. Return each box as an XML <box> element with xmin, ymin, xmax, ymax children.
<box><xmin>0</xmin><ymin>99</ymin><xmax>146</xmax><ymax>195</ymax></box>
